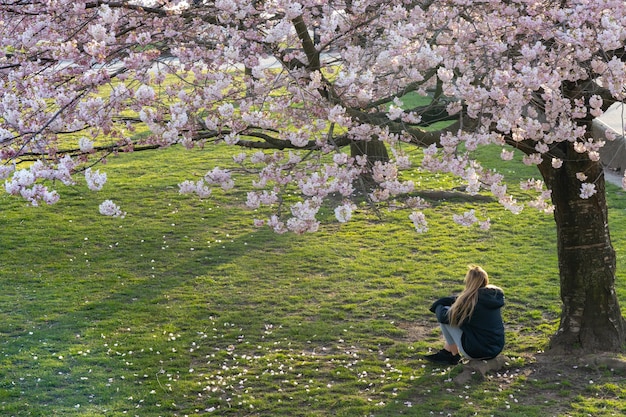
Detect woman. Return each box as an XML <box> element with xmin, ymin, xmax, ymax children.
<box><xmin>424</xmin><ymin>265</ymin><xmax>505</xmax><ymax>365</ymax></box>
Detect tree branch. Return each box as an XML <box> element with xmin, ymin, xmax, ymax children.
<box><xmin>291</xmin><ymin>15</ymin><xmax>320</xmax><ymax>71</ymax></box>
<box><xmin>84</xmin><ymin>1</ymin><xmax>169</xmax><ymax>16</ymax></box>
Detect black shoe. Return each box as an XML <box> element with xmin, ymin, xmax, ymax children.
<box><xmin>423</xmin><ymin>349</ymin><xmax>461</xmax><ymax>365</ymax></box>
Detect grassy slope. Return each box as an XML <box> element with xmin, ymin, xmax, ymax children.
<box><xmin>1</xmin><ymin>143</ymin><xmax>626</xmax><ymax>416</ymax></box>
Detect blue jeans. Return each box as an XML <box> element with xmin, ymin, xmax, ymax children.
<box><xmin>439</xmin><ymin>323</ymin><xmax>471</xmax><ymax>358</ymax></box>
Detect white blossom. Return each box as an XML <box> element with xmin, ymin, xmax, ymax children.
<box><xmin>99</xmin><ymin>200</ymin><xmax>126</xmax><ymax>218</ymax></box>
<box><xmin>409</xmin><ymin>211</ymin><xmax>428</xmax><ymax>233</ymax></box>
<box><xmin>580</xmin><ymin>183</ymin><xmax>597</xmax><ymax>199</ymax></box>
<box><xmin>78</xmin><ymin>137</ymin><xmax>94</xmax><ymax>153</ymax></box>
<box><xmin>453</xmin><ymin>210</ymin><xmax>478</xmax><ymax>227</ymax></box>
<box><xmin>334</xmin><ymin>203</ymin><xmax>354</xmax><ymax>223</ymax></box>
<box><xmin>500</xmin><ymin>149</ymin><xmax>515</xmax><ymax>161</ymax></box>
<box><xmin>552</xmin><ymin>158</ymin><xmax>563</xmax><ymax>168</ymax></box>
<box><xmin>85</xmin><ymin>168</ymin><xmax>107</xmax><ymax>191</ymax></box>
<box><xmin>134</xmin><ymin>85</ymin><xmax>155</xmax><ymax>102</ymax></box>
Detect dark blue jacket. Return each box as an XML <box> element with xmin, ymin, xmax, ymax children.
<box><xmin>429</xmin><ymin>287</ymin><xmax>505</xmax><ymax>359</ymax></box>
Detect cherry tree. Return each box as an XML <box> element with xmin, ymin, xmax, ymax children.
<box><xmin>1</xmin><ymin>0</ymin><xmax>625</xmax><ymax>352</ymax></box>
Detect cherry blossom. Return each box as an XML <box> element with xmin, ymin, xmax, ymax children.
<box><xmin>334</xmin><ymin>203</ymin><xmax>353</xmax><ymax>223</ymax></box>
<box><xmin>99</xmin><ymin>200</ymin><xmax>126</xmax><ymax>218</ymax></box>
<box><xmin>178</xmin><ymin>180</ymin><xmax>212</xmax><ymax>198</ymax></box>
<box><xmin>204</xmin><ymin>167</ymin><xmax>234</xmax><ymax>191</ymax></box>
<box><xmin>500</xmin><ymin>150</ymin><xmax>515</xmax><ymax>161</ymax></box>
<box><xmin>580</xmin><ymin>183</ymin><xmax>598</xmax><ymax>199</ymax></box>
<box><xmin>85</xmin><ymin>168</ymin><xmax>107</xmax><ymax>191</ymax></box>
<box><xmin>453</xmin><ymin>210</ymin><xmax>479</xmax><ymax>227</ymax></box>
<box><xmin>409</xmin><ymin>211</ymin><xmax>428</xmax><ymax>233</ymax></box>
<box><xmin>552</xmin><ymin>158</ymin><xmax>564</xmax><ymax>169</ymax></box>
<box><xmin>78</xmin><ymin>137</ymin><xmax>94</xmax><ymax>153</ymax></box>
<box><xmin>0</xmin><ymin>0</ymin><xmax>624</xmax><ymax>234</ymax></box>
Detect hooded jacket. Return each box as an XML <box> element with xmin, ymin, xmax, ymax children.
<box><xmin>429</xmin><ymin>286</ymin><xmax>505</xmax><ymax>359</ymax></box>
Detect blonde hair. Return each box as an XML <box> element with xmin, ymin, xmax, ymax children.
<box><xmin>448</xmin><ymin>265</ymin><xmax>489</xmax><ymax>326</ymax></box>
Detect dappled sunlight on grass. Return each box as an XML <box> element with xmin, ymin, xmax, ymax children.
<box><xmin>1</xmin><ymin>144</ymin><xmax>626</xmax><ymax>415</ymax></box>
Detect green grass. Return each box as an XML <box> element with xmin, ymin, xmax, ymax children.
<box><xmin>1</xmin><ymin>143</ymin><xmax>626</xmax><ymax>416</ymax></box>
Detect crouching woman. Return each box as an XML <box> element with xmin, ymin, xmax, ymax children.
<box><xmin>424</xmin><ymin>265</ymin><xmax>505</xmax><ymax>365</ymax></box>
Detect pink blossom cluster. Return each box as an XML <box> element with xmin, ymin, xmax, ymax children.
<box><xmin>178</xmin><ymin>167</ymin><xmax>233</xmax><ymax>198</ymax></box>
<box><xmin>99</xmin><ymin>200</ymin><xmax>126</xmax><ymax>218</ymax></box>
<box><xmin>452</xmin><ymin>209</ymin><xmax>490</xmax><ymax>230</ymax></box>
<box><xmin>85</xmin><ymin>168</ymin><xmax>107</xmax><ymax>191</ymax></box>
<box><xmin>4</xmin><ymin>157</ymin><xmax>76</xmax><ymax>206</ymax></box>
<box><xmin>409</xmin><ymin>211</ymin><xmax>428</xmax><ymax>233</ymax></box>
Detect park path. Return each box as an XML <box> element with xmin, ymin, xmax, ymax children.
<box><xmin>596</xmin><ymin>103</ymin><xmax>626</xmax><ymax>187</ymax></box>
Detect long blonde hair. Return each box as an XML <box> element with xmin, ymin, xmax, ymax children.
<box><xmin>448</xmin><ymin>265</ymin><xmax>489</xmax><ymax>326</ymax></box>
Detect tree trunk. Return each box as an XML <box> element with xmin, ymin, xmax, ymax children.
<box><xmin>350</xmin><ymin>138</ymin><xmax>390</xmax><ymax>190</ymax></box>
<box><xmin>538</xmin><ymin>154</ymin><xmax>626</xmax><ymax>352</ymax></box>
<box><xmin>350</xmin><ymin>138</ymin><xmax>389</xmax><ymax>164</ymax></box>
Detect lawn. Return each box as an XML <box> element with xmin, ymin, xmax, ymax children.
<box><xmin>1</xmin><ymin>143</ymin><xmax>626</xmax><ymax>416</ymax></box>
